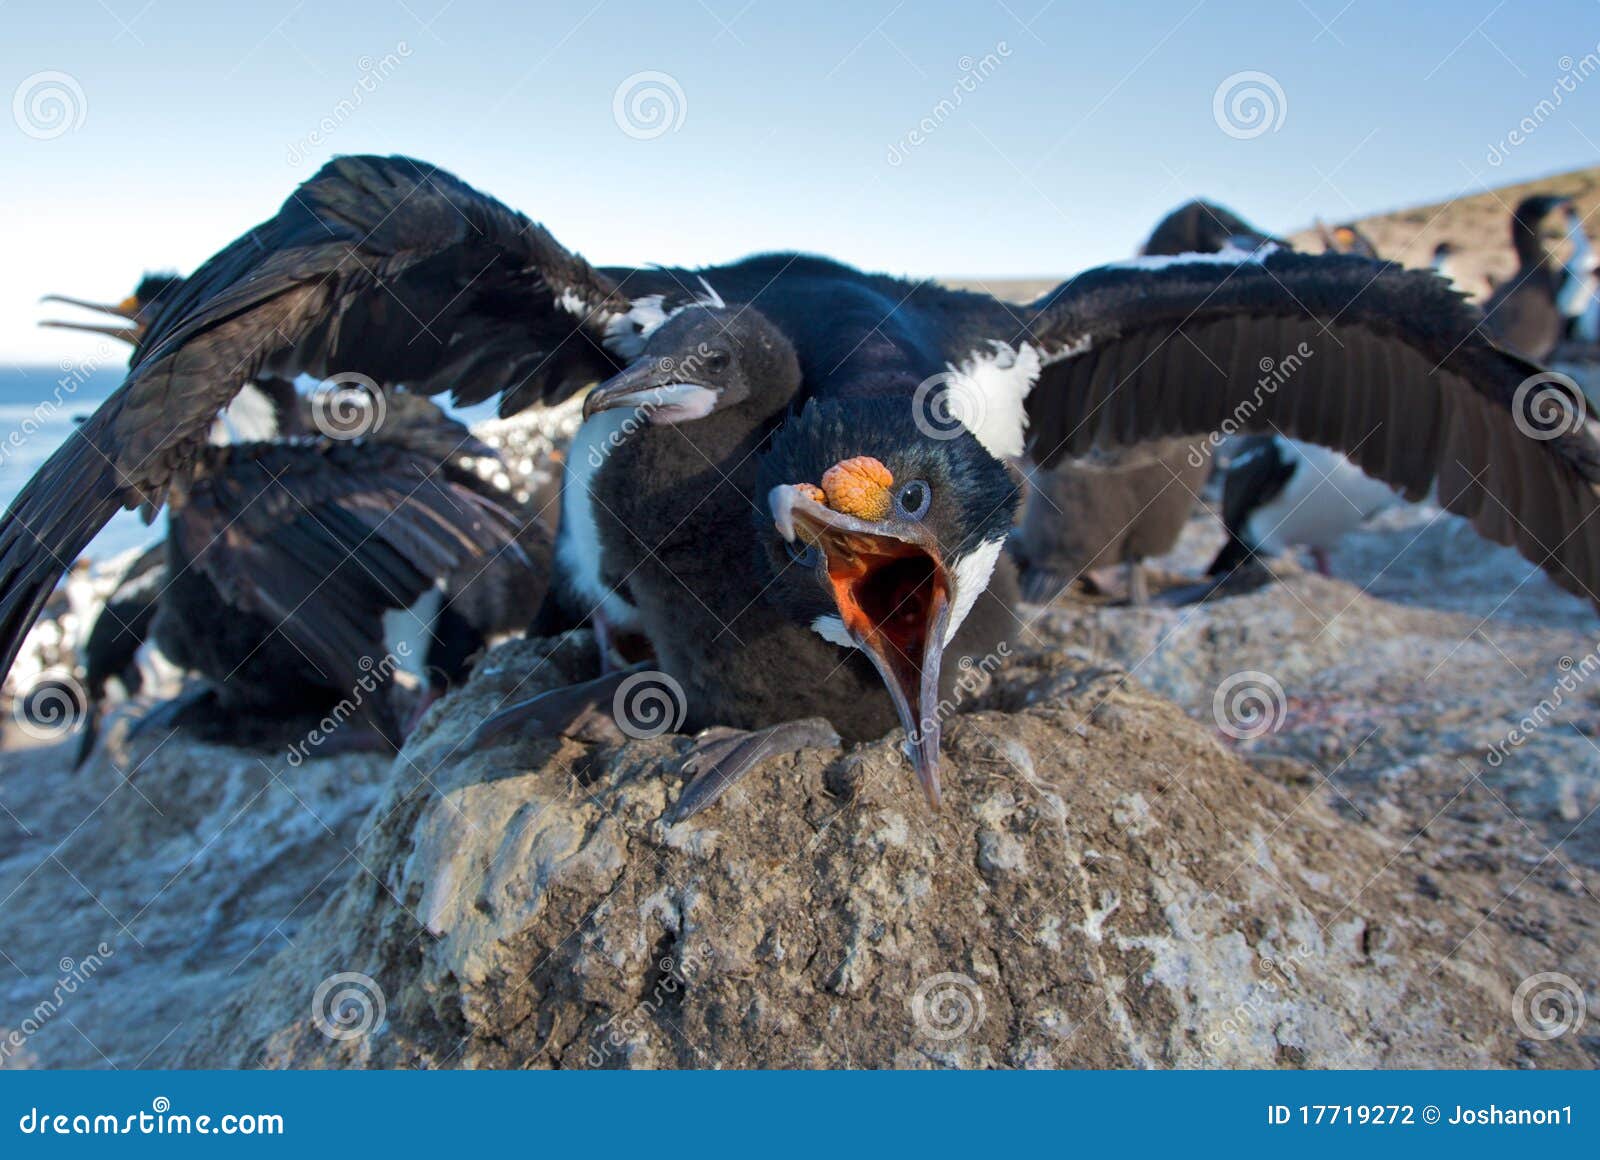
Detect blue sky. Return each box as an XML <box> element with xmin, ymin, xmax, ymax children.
<box><xmin>3</xmin><ymin>0</ymin><xmax>1599</xmax><ymax>362</ymax></box>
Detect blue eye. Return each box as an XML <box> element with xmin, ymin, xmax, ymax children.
<box><xmin>786</xmin><ymin>539</ymin><xmax>820</xmax><ymax>568</ymax></box>
<box><xmin>896</xmin><ymin>479</ymin><xmax>931</xmax><ymax>519</ymax></box>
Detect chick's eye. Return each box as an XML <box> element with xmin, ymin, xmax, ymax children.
<box><xmin>702</xmin><ymin>349</ymin><xmax>731</xmax><ymax>374</ymax></box>
<box><xmin>786</xmin><ymin>539</ymin><xmax>819</xmax><ymax>568</ymax></box>
<box><xmin>896</xmin><ymin>479</ymin><xmax>931</xmax><ymax>519</ymax></box>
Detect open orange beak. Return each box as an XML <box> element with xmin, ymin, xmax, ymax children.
<box><xmin>769</xmin><ymin>482</ymin><xmax>951</xmax><ymax>809</ymax></box>
<box><xmin>38</xmin><ymin>293</ymin><xmax>145</xmax><ymax>345</ymax></box>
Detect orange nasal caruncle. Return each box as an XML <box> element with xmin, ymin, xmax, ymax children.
<box><xmin>819</xmin><ymin>456</ymin><xmax>894</xmax><ymax>521</ymax></box>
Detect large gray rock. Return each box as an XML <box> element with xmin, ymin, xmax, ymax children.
<box><xmin>173</xmin><ymin>622</ymin><xmax>1597</xmax><ymax>1069</ymax></box>
<box><xmin>3</xmin><ymin>502</ymin><xmax>1597</xmax><ymax>1069</ymax></box>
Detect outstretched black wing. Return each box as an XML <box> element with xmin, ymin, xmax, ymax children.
<box><xmin>0</xmin><ymin>154</ymin><xmax>631</xmax><ymax>678</ymax></box>
<box><xmin>173</xmin><ymin>436</ymin><xmax>531</xmax><ymax>695</ymax></box>
<box><xmin>1022</xmin><ymin>249</ymin><xmax>1600</xmax><ymax>608</ymax></box>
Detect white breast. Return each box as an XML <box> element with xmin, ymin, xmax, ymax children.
<box><xmin>1247</xmin><ymin>440</ymin><xmax>1403</xmax><ymax>553</ymax></box>
<box><xmin>556</xmin><ymin>411</ymin><xmax>641</xmax><ymax>630</ymax></box>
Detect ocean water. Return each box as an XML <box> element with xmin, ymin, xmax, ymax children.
<box><xmin>0</xmin><ymin>363</ymin><xmax>164</xmax><ymax>563</ymax></box>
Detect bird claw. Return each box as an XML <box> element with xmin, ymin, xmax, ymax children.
<box><xmin>668</xmin><ymin>717</ymin><xmax>841</xmax><ymax>824</ymax></box>
<box><xmin>465</xmin><ymin>664</ymin><xmax>645</xmax><ymax>750</ymax></box>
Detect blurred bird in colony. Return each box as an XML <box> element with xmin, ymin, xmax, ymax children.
<box><xmin>1482</xmin><ymin>194</ymin><xmax>1588</xmax><ymax>360</ymax></box>
<box><xmin>39</xmin><ymin>278</ymin><xmax>547</xmax><ymax>764</ymax></box>
<box><xmin>7</xmin><ymin>156</ymin><xmax>1600</xmax><ymax>820</ymax></box>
